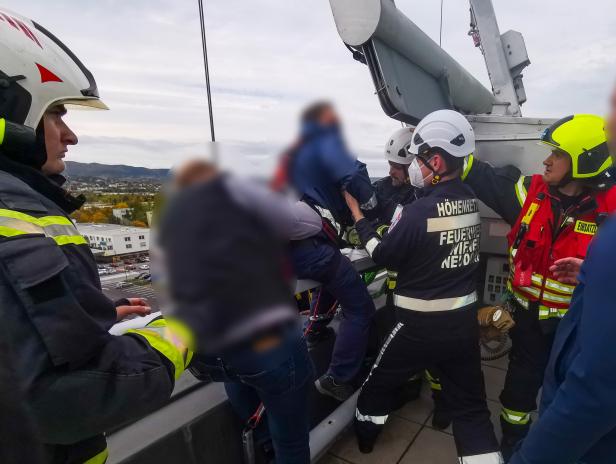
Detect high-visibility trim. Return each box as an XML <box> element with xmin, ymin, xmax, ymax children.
<box><xmin>53</xmin><ymin>234</ymin><xmax>88</xmax><ymax>246</ymax></box>
<box><xmin>425</xmin><ymin>370</ymin><xmax>442</xmax><ymax>391</ymax></box>
<box><xmin>0</xmin><ymin>118</ymin><xmax>5</xmax><ymax>146</ymax></box>
<box><xmin>458</xmin><ymin>452</ymin><xmax>504</xmax><ymax>464</ymax></box>
<box><xmin>355</xmin><ymin>410</ymin><xmax>388</xmax><ymax>425</ymax></box>
<box><xmin>127</xmin><ymin>318</ymin><xmax>194</xmax><ymax>380</ymax></box>
<box><xmin>0</xmin><ymin>209</ymin><xmax>86</xmax><ymax>246</ymax></box>
<box><xmin>545</xmin><ymin>278</ymin><xmax>575</xmax><ymax>294</ymax></box>
<box><xmin>376</xmin><ymin>224</ymin><xmax>389</xmax><ymax>237</ymax></box>
<box><xmin>365</xmin><ymin>237</ymin><xmax>380</xmax><ymax>257</ymax></box>
<box><xmin>426</xmin><ymin>212</ymin><xmax>480</xmax><ymax>233</ymax></box>
<box><xmin>514</xmin><ymin>176</ymin><xmax>527</xmax><ymax>207</ymax></box>
<box><xmin>0</xmin><ymin>208</ymin><xmax>73</xmax><ymax>226</ymax></box>
<box><xmin>509</xmin><ymin>289</ymin><xmax>529</xmax><ymax>309</ymax></box>
<box><xmin>361</xmin><ymin>322</ymin><xmax>404</xmax><ymax>389</ymax></box>
<box><xmin>0</xmin><ymin>225</ymin><xmax>31</xmax><ymax>238</ymax></box>
<box><xmin>84</xmin><ymin>447</ymin><xmax>109</xmax><ymax>464</ymax></box>
<box><xmin>356</xmin><ymin>323</ymin><xmax>404</xmax><ymax>426</ymax></box>
<box><xmin>538</xmin><ymin>306</ymin><xmax>567</xmax><ymax>320</ymax></box>
<box><xmin>386</xmin><ymin>270</ymin><xmax>397</xmax><ymax>290</ymax></box>
<box><xmin>461</xmin><ymin>154</ymin><xmax>474</xmax><ymax>181</ymax></box>
<box><xmin>540</xmin><ymin>291</ymin><xmax>571</xmax><ymax>304</ymax></box>
<box><xmin>394</xmin><ymin>292</ymin><xmax>477</xmax><ymax>312</ymax></box>
<box><xmin>529</xmin><ymin>274</ymin><xmax>573</xmax><ymax>295</ymax></box>
<box><xmin>500</xmin><ymin>407</ymin><xmax>530</xmax><ymax>425</ymax></box>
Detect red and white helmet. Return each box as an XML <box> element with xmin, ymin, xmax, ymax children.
<box><xmin>0</xmin><ymin>7</ymin><xmax>107</xmax><ymax>130</ymax></box>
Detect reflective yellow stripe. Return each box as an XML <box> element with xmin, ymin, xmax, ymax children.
<box><xmin>0</xmin><ymin>209</ymin><xmax>86</xmax><ymax>246</ymax></box>
<box><xmin>0</xmin><ymin>118</ymin><xmax>5</xmax><ymax>146</ymax></box>
<box><xmin>84</xmin><ymin>448</ymin><xmax>109</xmax><ymax>464</ymax></box>
<box><xmin>461</xmin><ymin>154</ymin><xmax>474</xmax><ymax>181</ymax></box>
<box><xmin>545</xmin><ymin>278</ymin><xmax>575</xmax><ymax>294</ymax></box>
<box><xmin>127</xmin><ymin>319</ymin><xmax>193</xmax><ymax>380</ymax></box>
<box><xmin>518</xmin><ymin>285</ymin><xmax>540</xmax><ymax>298</ymax></box>
<box><xmin>501</xmin><ymin>407</ymin><xmax>530</xmax><ymax>425</ymax></box>
<box><xmin>0</xmin><ymin>225</ymin><xmax>30</xmax><ymax>238</ymax></box>
<box><xmin>0</xmin><ymin>208</ymin><xmax>72</xmax><ymax>226</ymax></box>
<box><xmin>529</xmin><ymin>274</ymin><xmax>573</xmax><ymax>295</ymax></box>
<box><xmin>538</xmin><ymin>306</ymin><xmax>568</xmax><ymax>320</ymax></box>
<box><xmin>514</xmin><ymin>176</ymin><xmax>527</xmax><ymax>207</ymax></box>
<box><xmin>53</xmin><ymin>235</ymin><xmax>88</xmax><ymax>246</ymax></box>
<box><xmin>376</xmin><ymin>224</ymin><xmax>389</xmax><ymax>237</ymax></box>
<box><xmin>425</xmin><ymin>370</ymin><xmax>442</xmax><ymax>391</ymax></box>
<box><xmin>541</xmin><ymin>291</ymin><xmax>570</xmax><ymax>304</ymax></box>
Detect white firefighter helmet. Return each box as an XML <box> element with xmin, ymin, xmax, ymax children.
<box><xmin>408</xmin><ymin>109</ymin><xmax>475</xmax><ymax>159</ymax></box>
<box><xmin>384</xmin><ymin>127</ymin><xmax>415</xmax><ymax>165</ymax></box>
<box><xmin>0</xmin><ymin>7</ymin><xmax>107</xmax><ymax>131</ymax></box>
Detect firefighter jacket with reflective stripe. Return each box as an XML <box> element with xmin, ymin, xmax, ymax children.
<box><xmin>356</xmin><ymin>178</ymin><xmax>480</xmax><ymax>306</ymax></box>
<box><xmin>0</xmin><ymin>160</ymin><xmax>182</xmax><ymax>464</ymax></box>
<box><xmin>464</xmin><ymin>155</ymin><xmax>616</xmax><ymax>319</ymax></box>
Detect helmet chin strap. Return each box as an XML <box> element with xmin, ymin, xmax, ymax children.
<box><xmin>418</xmin><ymin>154</ymin><xmax>446</xmax><ymax>185</ymax></box>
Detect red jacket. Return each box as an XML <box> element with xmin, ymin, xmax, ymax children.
<box><xmin>506</xmin><ymin>174</ymin><xmax>616</xmax><ymax>319</ymax></box>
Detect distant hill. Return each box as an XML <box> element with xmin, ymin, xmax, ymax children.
<box><xmin>65</xmin><ymin>161</ymin><xmax>169</xmax><ymax>179</ymax></box>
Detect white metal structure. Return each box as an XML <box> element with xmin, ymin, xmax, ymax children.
<box><xmin>77</xmin><ymin>223</ymin><xmax>150</xmax><ymax>257</ymax></box>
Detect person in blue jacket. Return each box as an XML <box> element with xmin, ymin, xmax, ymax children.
<box><xmin>286</xmin><ymin>101</ymin><xmax>377</xmax><ymax>227</ymax></box>
<box><xmin>509</xmin><ymin>89</ymin><xmax>616</xmax><ymax>464</ymax></box>
<box><xmin>271</xmin><ymin>101</ymin><xmax>377</xmax><ymax>401</ymax></box>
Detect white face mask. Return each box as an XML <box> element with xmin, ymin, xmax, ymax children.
<box><xmin>408</xmin><ymin>157</ymin><xmax>431</xmax><ymax>188</ymax></box>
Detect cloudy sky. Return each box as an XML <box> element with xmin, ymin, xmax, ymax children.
<box><xmin>5</xmin><ymin>0</ymin><xmax>616</xmax><ymax>177</ymax></box>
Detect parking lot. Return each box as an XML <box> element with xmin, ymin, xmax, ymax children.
<box><xmin>102</xmin><ymin>281</ymin><xmax>160</xmax><ymax>312</ymax></box>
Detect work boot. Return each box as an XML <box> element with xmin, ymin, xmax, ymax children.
<box><xmin>500</xmin><ymin>417</ymin><xmax>529</xmax><ymax>462</ymax></box>
<box><xmin>431</xmin><ymin>407</ymin><xmax>452</xmax><ymax>430</ymax></box>
<box><xmin>315</xmin><ymin>374</ymin><xmax>354</xmax><ymax>401</ymax></box>
<box><xmin>354</xmin><ymin>419</ymin><xmax>379</xmax><ymax>454</ymax></box>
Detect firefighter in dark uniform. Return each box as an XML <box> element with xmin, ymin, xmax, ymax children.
<box><xmin>370</xmin><ymin>127</ymin><xmax>417</xmax><ymax>225</ymax></box>
<box><xmin>0</xmin><ymin>10</ymin><xmax>191</xmax><ymax>463</ymax></box>
<box><xmin>345</xmin><ymin>110</ymin><xmax>502</xmax><ymax>463</ymax></box>
<box><xmin>368</xmin><ymin>127</ymin><xmax>453</xmax><ymax>430</ymax></box>
<box><xmin>461</xmin><ymin>114</ymin><xmax>616</xmax><ymax>459</ymax></box>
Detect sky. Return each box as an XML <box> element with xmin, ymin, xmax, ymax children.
<box><xmin>4</xmin><ymin>0</ymin><xmax>616</xmax><ymax>177</ymax></box>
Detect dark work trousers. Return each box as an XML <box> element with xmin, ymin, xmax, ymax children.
<box><xmin>499</xmin><ymin>302</ymin><xmax>557</xmax><ymax>445</ymax></box>
<box><xmin>355</xmin><ymin>306</ymin><xmax>499</xmax><ymax>458</ymax></box>
<box><xmin>291</xmin><ymin>238</ymin><xmax>376</xmax><ymax>383</ymax></box>
<box><xmin>191</xmin><ymin>324</ymin><xmax>314</xmax><ymax>464</ymax></box>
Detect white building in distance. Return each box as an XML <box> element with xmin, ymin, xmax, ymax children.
<box><xmin>77</xmin><ymin>223</ymin><xmax>150</xmax><ymax>257</ymax></box>
<box><xmin>112</xmin><ymin>207</ymin><xmax>133</xmax><ymax>221</ymax></box>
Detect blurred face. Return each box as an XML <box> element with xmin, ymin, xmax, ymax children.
<box><xmin>607</xmin><ymin>87</ymin><xmax>616</xmax><ymax>160</ymax></box>
<box><xmin>317</xmin><ymin>106</ymin><xmax>339</xmax><ymax>127</ymax></box>
<box><xmin>389</xmin><ymin>161</ymin><xmax>408</xmax><ymax>187</ymax></box>
<box><xmin>542</xmin><ymin>150</ymin><xmax>571</xmax><ymax>185</ymax></box>
<box><xmin>41</xmin><ymin>105</ymin><xmax>78</xmax><ymax>176</ymax></box>
<box><xmin>173</xmin><ymin>160</ymin><xmax>218</xmax><ymax>188</ymax></box>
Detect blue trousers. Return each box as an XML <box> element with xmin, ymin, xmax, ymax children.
<box><xmin>192</xmin><ymin>325</ymin><xmax>314</xmax><ymax>464</ymax></box>
<box><xmin>291</xmin><ymin>240</ymin><xmax>375</xmax><ymax>383</ymax></box>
